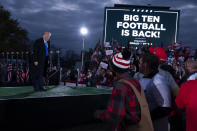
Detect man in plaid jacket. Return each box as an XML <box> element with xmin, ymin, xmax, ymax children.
<box><xmin>95</xmin><ymin>49</ymin><xmax>141</xmax><ymax>131</ymax></box>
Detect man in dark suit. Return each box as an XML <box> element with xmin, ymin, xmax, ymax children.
<box><xmin>32</xmin><ymin>32</ymin><xmax>51</xmax><ymax>91</ymax></box>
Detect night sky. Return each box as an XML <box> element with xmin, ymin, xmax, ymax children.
<box><xmin>1</xmin><ymin>0</ymin><xmax>197</xmax><ymax>53</ymax></box>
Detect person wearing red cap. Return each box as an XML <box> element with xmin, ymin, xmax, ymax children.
<box><xmin>154</xmin><ymin>47</ymin><xmax>179</xmax><ymax>97</ymax></box>
<box><xmin>94</xmin><ymin>49</ymin><xmax>153</xmax><ymax>131</ymax></box>
<box><xmin>154</xmin><ymin>47</ymin><xmax>182</xmax><ymax>131</ymax></box>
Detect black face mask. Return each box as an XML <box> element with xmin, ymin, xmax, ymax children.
<box><xmin>143</xmin><ymin>69</ymin><xmax>159</xmax><ymax>79</ymax></box>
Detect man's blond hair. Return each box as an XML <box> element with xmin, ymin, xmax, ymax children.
<box><xmin>43</xmin><ymin>32</ymin><xmax>51</xmax><ymax>37</ymax></box>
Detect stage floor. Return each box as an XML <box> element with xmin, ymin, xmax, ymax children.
<box><xmin>0</xmin><ymin>85</ymin><xmax>112</xmax><ymax>99</ymax></box>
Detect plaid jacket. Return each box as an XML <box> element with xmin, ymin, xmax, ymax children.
<box><xmin>97</xmin><ymin>73</ymin><xmax>141</xmax><ymax>131</ymax></box>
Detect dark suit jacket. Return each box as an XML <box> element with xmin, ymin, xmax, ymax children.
<box><xmin>32</xmin><ymin>38</ymin><xmax>50</xmax><ymax>76</ymax></box>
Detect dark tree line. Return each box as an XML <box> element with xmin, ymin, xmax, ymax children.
<box><xmin>0</xmin><ymin>5</ymin><xmax>30</xmax><ymax>52</ymax></box>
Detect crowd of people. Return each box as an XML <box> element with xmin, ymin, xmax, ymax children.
<box><xmin>62</xmin><ymin>41</ymin><xmax>197</xmax><ymax>89</ymax></box>
<box><xmin>62</xmin><ymin>40</ymin><xmax>197</xmax><ymax>131</ymax></box>
<box><xmin>89</xmin><ymin>41</ymin><xmax>197</xmax><ymax>131</ymax></box>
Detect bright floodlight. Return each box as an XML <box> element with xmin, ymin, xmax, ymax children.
<box><xmin>80</xmin><ymin>27</ymin><xmax>88</xmax><ymax>36</ymax></box>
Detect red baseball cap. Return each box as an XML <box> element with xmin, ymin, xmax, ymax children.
<box><xmin>154</xmin><ymin>47</ymin><xmax>167</xmax><ymax>62</ymax></box>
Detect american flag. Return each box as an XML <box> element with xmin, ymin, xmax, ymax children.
<box><xmin>16</xmin><ymin>67</ymin><xmax>20</xmax><ymax>83</ymax></box>
<box><xmin>7</xmin><ymin>64</ymin><xmax>12</xmax><ymax>82</ymax></box>
<box><xmin>20</xmin><ymin>64</ymin><xmax>24</xmax><ymax>83</ymax></box>
<box><xmin>26</xmin><ymin>66</ymin><xmax>29</xmax><ymax>82</ymax></box>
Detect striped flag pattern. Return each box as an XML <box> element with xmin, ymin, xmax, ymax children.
<box><xmin>7</xmin><ymin>64</ymin><xmax>12</xmax><ymax>82</ymax></box>
<box><xmin>26</xmin><ymin>66</ymin><xmax>29</xmax><ymax>82</ymax></box>
<box><xmin>16</xmin><ymin>67</ymin><xmax>20</xmax><ymax>83</ymax></box>
<box><xmin>20</xmin><ymin>64</ymin><xmax>24</xmax><ymax>83</ymax></box>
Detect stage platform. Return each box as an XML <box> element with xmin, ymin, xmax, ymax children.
<box><xmin>0</xmin><ymin>85</ymin><xmax>112</xmax><ymax>99</ymax></box>
<box><xmin>0</xmin><ymin>86</ymin><xmax>112</xmax><ymax>131</ymax></box>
